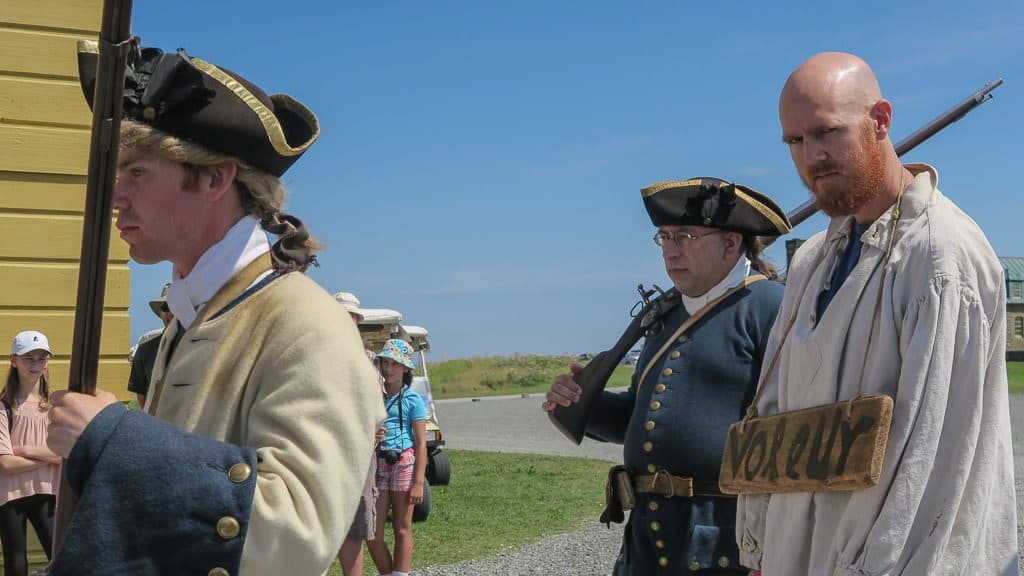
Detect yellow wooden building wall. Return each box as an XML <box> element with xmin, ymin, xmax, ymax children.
<box><xmin>0</xmin><ymin>0</ymin><xmax>131</xmax><ymax>400</ymax></box>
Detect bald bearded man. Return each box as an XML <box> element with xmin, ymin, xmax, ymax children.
<box><xmin>735</xmin><ymin>52</ymin><xmax>1019</xmax><ymax>575</ymax></box>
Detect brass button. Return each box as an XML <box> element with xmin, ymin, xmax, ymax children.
<box><xmin>647</xmin><ymin>464</ymin><xmax>657</xmax><ymax>473</ymax></box>
<box><xmin>661</xmin><ymin>368</ymin><xmax>672</xmax><ymax>377</ymax></box>
<box><xmin>650</xmin><ymin>401</ymin><xmax>661</xmax><ymax>410</ymax></box>
<box><xmin>142</xmin><ymin>106</ymin><xmax>157</xmax><ymax>121</ymax></box>
<box><xmin>649</xmin><ymin>520</ymin><xmax>661</xmax><ymax>531</ymax></box>
<box><xmin>645</xmin><ymin>420</ymin><xmax>656</xmax><ymax>431</ymax></box>
<box><xmin>209</xmin><ymin>569</ymin><xmax>230</xmax><ymax>576</ymax></box>
<box><xmin>718</xmin><ymin>556</ymin><xmax>730</xmax><ymax>568</ymax></box>
<box><xmin>689</xmin><ymin>560</ymin><xmax>701</xmax><ymax>571</ymax></box>
<box><xmin>654</xmin><ymin>384</ymin><xmax>666</xmax><ymax>393</ymax></box>
<box><xmin>670</xmin><ymin>350</ymin><xmax>681</xmax><ymax>360</ymax></box>
<box><xmin>216</xmin><ymin>516</ymin><xmax>241</xmax><ymax>539</ymax></box>
<box><xmin>655</xmin><ymin>539</ymin><xmax>666</xmax><ymax>549</ymax></box>
<box><xmin>228</xmin><ymin>463</ymin><xmax>251</xmax><ymax>483</ymax></box>
<box><xmin>658</xmin><ymin>557</ymin><xmax>669</xmax><ymax>567</ymax></box>
<box><xmin>648</xmin><ymin>500</ymin><xmax>659</xmax><ymax>511</ymax></box>
<box><xmin>642</xmin><ymin>441</ymin><xmax>654</xmax><ymax>452</ymax></box>
<box><xmin>677</xmin><ymin>335</ymin><xmax>689</xmax><ymax>344</ymax></box>
<box><xmin>703</xmin><ymin>217</ymin><xmax>712</xmax><ymax>226</ymax></box>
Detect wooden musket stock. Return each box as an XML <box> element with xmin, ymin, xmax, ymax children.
<box><xmin>54</xmin><ymin>0</ymin><xmax>134</xmax><ymax>554</ymax></box>
<box><xmin>548</xmin><ymin>78</ymin><xmax>1003</xmax><ymax>444</ymax></box>
<box><xmin>548</xmin><ymin>291</ymin><xmax>677</xmax><ymax>444</ymax></box>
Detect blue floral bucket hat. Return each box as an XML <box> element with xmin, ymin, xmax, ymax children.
<box><xmin>378</xmin><ymin>338</ymin><xmax>415</xmax><ymax>370</ymax></box>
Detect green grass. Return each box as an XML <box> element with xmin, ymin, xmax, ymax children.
<box><xmin>326</xmin><ymin>449</ymin><xmax>612</xmax><ymax>575</ymax></box>
<box><xmin>425</xmin><ymin>356</ymin><xmax>1024</xmax><ymax>399</ymax></box>
<box><xmin>1009</xmin><ymin>361</ymin><xmax>1024</xmax><ymax>395</ymax></box>
<box><xmin>427</xmin><ymin>355</ymin><xmax>635</xmax><ymax>399</ymax></box>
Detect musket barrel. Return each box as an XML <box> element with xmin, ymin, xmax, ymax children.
<box><xmin>56</xmin><ymin>0</ymin><xmax>135</xmax><ymax>556</ymax></box>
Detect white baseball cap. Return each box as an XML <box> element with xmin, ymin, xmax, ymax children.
<box><xmin>11</xmin><ymin>330</ymin><xmax>51</xmax><ymax>356</ymax></box>
<box><xmin>334</xmin><ymin>291</ymin><xmax>364</xmax><ymax>316</ymax></box>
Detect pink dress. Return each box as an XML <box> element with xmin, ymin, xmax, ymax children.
<box><xmin>0</xmin><ymin>398</ymin><xmax>59</xmax><ymax>506</ymax></box>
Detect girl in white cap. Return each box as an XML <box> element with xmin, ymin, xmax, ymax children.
<box><xmin>366</xmin><ymin>339</ymin><xmax>427</xmax><ymax>576</ymax></box>
<box><xmin>3</xmin><ymin>331</ymin><xmax>61</xmax><ymax>576</ymax></box>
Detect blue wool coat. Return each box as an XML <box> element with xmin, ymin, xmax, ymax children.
<box><xmin>587</xmin><ymin>278</ymin><xmax>783</xmax><ymax>575</ymax></box>
<box><xmin>48</xmin><ymin>404</ymin><xmax>256</xmax><ymax>575</ymax></box>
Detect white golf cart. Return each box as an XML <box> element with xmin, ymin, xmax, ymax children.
<box><xmin>357</xmin><ymin>308</ymin><xmax>449</xmax><ymax>522</ymax></box>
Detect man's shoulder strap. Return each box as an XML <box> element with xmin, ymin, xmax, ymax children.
<box><xmin>636</xmin><ymin>275</ymin><xmax>766</xmax><ymax>389</ymax></box>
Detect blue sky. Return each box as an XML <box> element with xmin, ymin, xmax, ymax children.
<box><xmin>125</xmin><ymin>1</ymin><xmax>1023</xmax><ymax>360</ymax></box>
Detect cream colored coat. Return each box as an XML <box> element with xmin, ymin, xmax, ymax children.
<box><xmin>736</xmin><ymin>165</ymin><xmax>1018</xmax><ymax>575</ymax></box>
<box><xmin>147</xmin><ymin>256</ymin><xmax>385</xmax><ymax>576</ymax></box>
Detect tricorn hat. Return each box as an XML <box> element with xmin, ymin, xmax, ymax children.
<box><xmin>76</xmin><ymin>41</ymin><xmax>319</xmax><ymax>177</ymax></box>
<box><xmin>641</xmin><ymin>177</ymin><xmax>791</xmax><ymax>237</ymax></box>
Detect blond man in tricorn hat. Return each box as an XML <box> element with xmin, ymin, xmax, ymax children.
<box><xmin>544</xmin><ymin>177</ymin><xmax>790</xmax><ymax>574</ymax></box>
<box><xmin>45</xmin><ymin>43</ymin><xmax>383</xmax><ymax>576</ymax></box>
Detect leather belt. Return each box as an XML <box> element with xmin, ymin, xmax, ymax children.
<box><xmin>633</xmin><ymin>472</ymin><xmax>728</xmax><ymax>498</ymax></box>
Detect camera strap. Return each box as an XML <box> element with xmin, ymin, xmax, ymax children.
<box><xmin>384</xmin><ymin>388</ymin><xmax>405</xmax><ymax>450</ymax></box>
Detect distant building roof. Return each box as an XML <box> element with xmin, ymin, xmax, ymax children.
<box><xmin>1002</xmin><ymin>257</ymin><xmax>1024</xmax><ymax>282</ymax></box>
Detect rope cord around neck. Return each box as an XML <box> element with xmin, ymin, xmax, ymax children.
<box><xmin>385</xmin><ymin>387</ymin><xmax>405</xmax><ymax>448</ymax></box>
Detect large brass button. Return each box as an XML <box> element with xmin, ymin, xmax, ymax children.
<box><xmin>654</xmin><ymin>384</ymin><xmax>666</xmax><ymax>393</ymax></box>
<box><xmin>689</xmin><ymin>560</ymin><xmax>701</xmax><ymax>571</ymax></box>
<box><xmin>670</xmin><ymin>350</ymin><xmax>681</xmax><ymax>359</ymax></box>
<box><xmin>228</xmin><ymin>463</ymin><xmax>251</xmax><ymax>483</ymax></box>
<box><xmin>655</xmin><ymin>539</ymin><xmax>665</xmax><ymax>549</ymax></box>
<box><xmin>217</xmin><ymin>516</ymin><xmax>241</xmax><ymax>539</ymax></box>
<box><xmin>658</xmin><ymin>557</ymin><xmax>669</xmax><ymax>567</ymax></box>
<box><xmin>648</xmin><ymin>501</ymin><xmax>659</xmax><ymax>511</ymax></box>
<box><xmin>645</xmin><ymin>420</ymin><xmax>656</xmax><ymax>431</ymax></box>
<box><xmin>647</xmin><ymin>464</ymin><xmax>657</xmax><ymax>473</ymax></box>
<box><xmin>718</xmin><ymin>556</ymin><xmax>730</xmax><ymax>568</ymax></box>
<box><xmin>209</xmin><ymin>569</ymin><xmax>230</xmax><ymax>576</ymax></box>
<box><xmin>649</xmin><ymin>520</ymin><xmax>661</xmax><ymax>532</ymax></box>
<box><xmin>678</xmin><ymin>335</ymin><xmax>689</xmax><ymax>344</ymax></box>
<box><xmin>642</xmin><ymin>441</ymin><xmax>654</xmax><ymax>453</ymax></box>
<box><xmin>650</xmin><ymin>401</ymin><xmax>661</xmax><ymax>410</ymax></box>
<box><xmin>661</xmin><ymin>368</ymin><xmax>672</xmax><ymax>377</ymax></box>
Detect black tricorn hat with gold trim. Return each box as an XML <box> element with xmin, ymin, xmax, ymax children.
<box><xmin>641</xmin><ymin>177</ymin><xmax>791</xmax><ymax>237</ymax></box>
<box><xmin>76</xmin><ymin>41</ymin><xmax>319</xmax><ymax>177</ymax></box>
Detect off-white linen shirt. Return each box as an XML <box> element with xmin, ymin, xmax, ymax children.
<box><xmin>736</xmin><ymin>164</ymin><xmax>1018</xmax><ymax>575</ymax></box>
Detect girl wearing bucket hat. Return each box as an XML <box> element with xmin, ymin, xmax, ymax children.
<box><xmin>2</xmin><ymin>331</ymin><xmax>61</xmax><ymax>576</ymax></box>
<box><xmin>366</xmin><ymin>339</ymin><xmax>427</xmax><ymax>576</ymax></box>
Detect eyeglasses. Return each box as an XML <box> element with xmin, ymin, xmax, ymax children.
<box><xmin>653</xmin><ymin>230</ymin><xmax>724</xmax><ymax>247</ymax></box>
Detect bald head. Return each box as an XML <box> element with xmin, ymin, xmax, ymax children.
<box><xmin>781</xmin><ymin>52</ymin><xmax>881</xmax><ymax>116</ymax></box>
<box><xmin>778</xmin><ymin>52</ymin><xmax>906</xmax><ymax>223</ymax></box>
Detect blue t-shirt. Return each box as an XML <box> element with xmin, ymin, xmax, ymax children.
<box><xmin>380</xmin><ymin>388</ymin><xmax>427</xmax><ymax>452</ymax></box>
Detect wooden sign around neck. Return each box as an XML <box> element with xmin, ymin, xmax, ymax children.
<box><xmin>719</xmin><ymin>394</ymin><xmax>893</xmax><ymax>494</ymax></box>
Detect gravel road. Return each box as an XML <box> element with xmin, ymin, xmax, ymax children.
<box><xmin>410</xmin><ymin>391</ymin><xmax>1024</xmax><ymax>575</ymax></box>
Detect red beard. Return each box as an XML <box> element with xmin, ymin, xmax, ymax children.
<box><xmin>806</xmin><ymin>123</ymin><xmax>887</xmax><ymax>217</ymax></box>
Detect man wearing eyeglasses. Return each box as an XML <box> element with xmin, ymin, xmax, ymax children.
<box><xmin>543</xmin><ymin>177</ymin><xmax>791</xmax><ymax>575</ymax></box>
<box><xmin>126</xmin><ymin>283</ymin><xmax>174</xmax><ymax>407</ymax></box>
